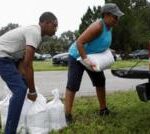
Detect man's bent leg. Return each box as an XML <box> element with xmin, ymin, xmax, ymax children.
<box><xmin>0</xmin><ymin>58</ymin><xmax>27</xmax><ymax>134</ymax></box>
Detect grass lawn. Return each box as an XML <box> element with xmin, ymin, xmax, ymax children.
<box><xmin>1</xmin><ymin>60</ymin><xmax>149</xmax><ymax>133</ymax></box>
<box><xmin>33</xmin><ymin>60</ymin><xmax>68</xmax><ymax>71</ymax></box>
<box><xmin>111</xmin><ymin>59</ymin><xmax>148</xmax><ymax>69</ymax></box>
<box><xmin>33</xmin><ymin>59</ymin><xmax>149</xmax><ymax>71</ymax></box>
<box><xmin>0</xmin><ymin>91</ymin><xmax>150</xmax><ymax>134</ymax></box>
<box><xmin>50</xmin><ymin>90</ymin><xmax>150</xmax><ymax>134</ymax></box>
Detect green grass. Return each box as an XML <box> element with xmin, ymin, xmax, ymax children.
<box><xmin>50</xmin><ymin>90</ymin><xmax>150</xmax><ymax>134</ymax></box>
<box><xmin>33</xmin><ymin>59</ymin><xmax>149</xmax><ymax>71</ymax></box>
<box><xmin>112</xmin><ymin>59</ymin><xmax>148</xmax><ymax>69</ymax></box>
<box><xmin>0</xmin><ymin>90</ymin><xmax>150</xmax><ymax>134</ymax></box>
<box><xmin>33</xmin><ymin>60</ymin><xmax>68</xmax><ymax>71</ymax></box>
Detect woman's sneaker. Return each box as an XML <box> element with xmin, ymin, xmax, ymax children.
<box><xmin>99</xmin><ymin>107</ymin><xmax>110</xmax><ymax>116</ymax></box>
<box><xmin>65</xmin><ymin>113</ymin><xmax>73</xmax><ymax>124</ymax></box>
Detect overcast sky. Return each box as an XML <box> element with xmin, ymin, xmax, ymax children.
<box><xmin>0</xmin><ymin>0</ymin><xmax>104</xmax><ymax>36</ymax></box>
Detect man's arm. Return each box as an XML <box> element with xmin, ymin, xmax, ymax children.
<box><xmin>23</xmin><ymin>45</ymin><xmax>37</xmax><ymax>101</ymax></box>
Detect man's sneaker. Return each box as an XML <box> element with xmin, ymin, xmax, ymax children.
<box><xmin>65</xmin><ymin>113</ymin><xmax>73</xmax><ymax>124</ymax></box>
<box><xmin>99</xmin><ymin>107</ymin><xmax>110</xmax><ymax>116</ymax></box>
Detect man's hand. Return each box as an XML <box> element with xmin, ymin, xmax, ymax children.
<box><xmin>27</xmin><ymin>92</ymin><xmax>37</xmax><ymax>101</ymax></box>
<box><xmin>23</xmin><ymin>46</ymin><xmax>37</xmax><ymax>101</ymax></box>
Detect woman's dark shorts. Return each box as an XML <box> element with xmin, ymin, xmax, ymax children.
<box><xmin>66</xmin><ymin>55</ymin><xmax>106</xmax><ymax>92</ymax></box>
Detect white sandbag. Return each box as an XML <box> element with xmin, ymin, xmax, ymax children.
<box><xmin>0</xmin><ymin>85</ymin><xmax>12</xmax><ymax>130</ymax></box>
<box><xmin>0</xmin><ymin>93</ymin><xmax>11</xmax><ymax>130</ymax></box>
<box><xmin>77</xmin><ymin>49</ymin><xmax>115</xmax><ymax>72</ymax></box>
<box><xmin>17</xmin><ymin>98</ymin><xmax>33</xmax><ymax>134</ymax></box>
<box><xmin>47</xmin><ymin>89</ymin><xmax>67</xmax><ymax>132</ymax></box>
<box><xmin>0</xmin><ymin>85</ymin><xmax>12</xmax><ymax>100</ymax></box>
<box><xmin>0</xmin><ymin>89</ymin><xmax>49</xmax><ymax>134</ymax></box>
<box><xmin>0</xmin><ymin>85</ymin><xmax>13</xmax><ymax>131</ymax></box>
<box><xmin>28</xmin><ymin>127</ymin><xmax>49</xmax><ymax>134</ymax></box>
<box><xmin>0</xmin><ymin>85</ymin><xmax>31</xmax><ymax>133</ymax></box>
<box><xmin>0</xmin><ymin>92</ymin><xmax>32</xmax><ymax>134</ymax></box>
<box><xmin>27</xmin><ymin>94</ymin><xmax>49</xmax><ymax>134</ymax></box>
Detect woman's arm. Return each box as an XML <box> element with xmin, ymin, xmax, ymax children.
<box><xmin>76</xmin><ymin>20</ymin><xmax>103</xmax><ymax>59</ymax></box>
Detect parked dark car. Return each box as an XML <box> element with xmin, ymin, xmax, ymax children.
<box><xmin>110</xmin><ymin>49</ymin><xmax>122</xmax><ymax>61</ymax></box>
<box><xmin>52</xmin><ymin>50</ymin><xmax>121</xmax><ymax>66</ymax></box>
<box><xmin>52</xmin><ymin>52</ymin><xmax>69</xmax><ymax>66</ymax></box>
<box><xmin>128</xmin><ymin>49</ymin><xmax>149</xmax><ymax>59</ymax></box>
<box><xmin>34</xmin><ymin>52</ymin><xmax>45</xmax><ymax>61</ymax></box>
<box><xmin>41</xmin><ymin>54</ymin><xmax>52</xmax><ymax>60</ymax></box>
<box><xmin>128</xmin><ymin>49</ymin><xmax>141</xmax><ymax>58</ymax></box>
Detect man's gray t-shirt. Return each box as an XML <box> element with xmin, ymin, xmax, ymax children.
<box><xmin>0</xmin><ymin>25</ymin><xmax>41</xmax><ymax>60</ymax></box>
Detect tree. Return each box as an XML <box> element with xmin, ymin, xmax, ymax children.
<box><xmin>59</xmin><ymin>31</ymin><xmax>76</xmax><ymax>50</ymax></box>
<box><xmin>38</xmin><ymin>31</ymin><xmax>76</xmax><ymax>55</ymax></box>
<box><xmin>79</xmin><ymin>6</ymin><xmax>101</xmax><ymax>34</ymax></box>
<box><xmin>0</xmin><ymin>23</ymin><xmax>19</xmax><ymax>36</ymax></box>
<box><xmin>37</xmin><ymin>36</ymin><xmax>60</xmax><ymax>55</ymax></box>
<box><xmin>106</xmin><ymin>0</ymin><xmax>150</xmax><ymax>53</ymax></box>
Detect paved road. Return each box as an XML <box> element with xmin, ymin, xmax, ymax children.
<box><xmin>0</xmin><ymin>69</ymin><xmax>148</xmax><ymax>100</ymax></box>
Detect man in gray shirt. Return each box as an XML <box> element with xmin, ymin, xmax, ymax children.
<box><xmin>0</xmin><ymin>12</ymin><xmax>58</xmax><ymax>134</ymax></box>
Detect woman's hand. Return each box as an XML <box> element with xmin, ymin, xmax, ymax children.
<box><xmin>82</xmin><ymin>58</ymin><xmax>96</xmax><ymax>71</ymax></box>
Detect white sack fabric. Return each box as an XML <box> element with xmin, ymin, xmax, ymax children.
<box><xmin>0</xmin><ymin>88</ymin><xmax>67</xmax><ymax>134</ymax></box>
<box><xmin>0</xmin><ymin>94</ymin><xmax>11</xmax><ymax>130</ymax></box>
<box><xmin>27</xmin><ymin>94</ymin><xmax>49</xmax><ymax>134</ymax></box>
<box><xmin>17</xmin><ymin>98</ymin><xmax>33</xmax><ymax>134</ymax></box>
<box><xmin>47</xmin><ymin>89</ymin><xmax>67</xmax><ymax>131</ymax></box>
<box><xmin>0</xmin><ymin>92</ymin><xmax>49</xmax><ymax>134</ymax></box>
<box><xmin>77</xmin><ymin>49</ymin><xmax>115</xmax><ymax>72</ymax></box>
